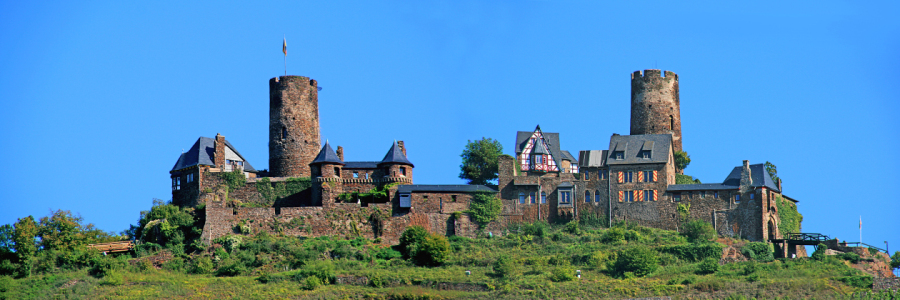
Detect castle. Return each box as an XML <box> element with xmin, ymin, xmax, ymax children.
<box><xmin>168</xmin><ymin>70</ymin><xmax>803</xmax><ymax>257</ymax></box>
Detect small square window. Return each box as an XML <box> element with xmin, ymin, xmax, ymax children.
<box><xmin>353</xmin><ymin>172</ymin><xmax>359</xmax><ymax>178</ymax></box>
<box><xmin>640</xmin><ymin>150</ymin><xmax>651</xmax><ymax>159</ymax></box>
<box><xmin>673</xmin><ymin>193</ymin><xmax>681</xmax><ymax>202</ymax></box>
<box><xmin>735</xmin><ymin>195</ymin><xmax>741</xmax><ymax>204</ymax></box>
<box><xmin>750</xmin><ymin>193</ymin><xmax>755</xmax><ymax>200</ymax></box>
<box><xmin>615</xmin><ymin>151</ymin><xmax>624</xmax><ymax>160</ymax></box>
<box><xmin>400</xmin><ymin>167</ymin><xmax>406</xmax><ymax>176</ymax></box>
<box><xmin>452</xmin><ymin>195</ymin><xmax>458</xmax><ymax>202</ymax></box>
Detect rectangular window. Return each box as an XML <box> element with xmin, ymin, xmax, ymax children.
<box><xmin>595</xmin><ymin>191</ymin><xmax>601</xmax><ymax>202</ymax></box>
<box><xmin>560</xmin><ymin>191</ymin><xmax>571</xmax><ymax>203</ymax></box>
<box><xmin>750</xmin><ymin>193</ymin><xmax>755</xmax><ymax>200</ymax></box>
<box><xmin>585</xmin><ymin>191</ymin><xmax>591</xmax><ymax>202</ymax></box>
<box><xmin>644</xmin><ymin>190</ymin><xmax>652</xmax><ymax>201</ymax></box>
<box><xmin>600</xmin><ymin>170</ymin><xmax>606</xmax><ymax>179</ymax></box>
<box><xmin>625</xmin><ymin>171</ymin><xmax>633</xmax><ymax>183</ymax></box>
<box><xmin>334</xmin><ymin>167</ymin><xmax>341</xmax><ymax>177</ymax></box>
<box><xmin>541</xmin><ymin>192</ymin><xmax>547</xmax><ymax>204</ymax></box>
<box><xmin>735</xmin><ymin>194</ymin><xmax>741</xmax><ymax>204</ymax></box>
<box><xmin>175</xmin><ymin>177</ymin><xmax>181</xmax><ymax>191</ymax></box>
<box><xmin>643</xmin><ymin>171</ymin><xmax>653</xmax><ymax>182</ymax></box>
<box><xmin>714</xmin><ymin>191</ymin><xmax>719</xmax><ymax>199</ymax></box>
<box><xmin>400</xmin><ymin>167</ymin><xmax>406</xmax><ymax>176</ymax></box>
<box><xmin>615</xmin><ymin>151</ymin><xmax>624</xmax><ymax>160</ymax></box>
<box><xmin>519</xmin><ymin>193</ymin><xmax>526</xmax><ymax>204</ymax></box>
<box><xmin>700</xmin><ymin>191</ymin><xmax>705</xmax><ymax>198</ymax></box>
<box><xmin>530</xmin><ymin>192</ymin><xmax>536</xmax><ymax>204</ymax></box>
<box><xmin>673</xmin><ymin>193</ymin><xmax>681</xmax><ymax>202</ymax></box>
<box><xmin>584</xmin><ymin>171</ymin><xmax>590</xmax><ymax>181</ymax></box>
<box><xmin>625</xmin><ymin>191</ymin><xmax>634</xmax><ymax>202</ymax></box>
<box><xmin>641</xmin><ymin>150</ymin><xmax>651</xmax><ymax>159</ymax></box>
<box><xmin>452</xmin><ymin>195</ymin><xmax>458</xmax><ymax>202</ymax></box>
<box><xmin>353</xmin><ymin>172</ymin><xmax>359</xmax><ymax>178</ymax></box>
<box><xmin>535</xmin><ymin>155</ymin><xmax>542</xmax><ymax>164</ymax></box>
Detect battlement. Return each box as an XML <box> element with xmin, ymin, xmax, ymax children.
<box><xmin>270</xmin><ymin>75</ymin><xmax>317</xmax><ymax>87</ymax></box>
<box><xmin>631</xmin><ymin>69</ymin><xmax>678</xmax><ymax>81</ymax></box>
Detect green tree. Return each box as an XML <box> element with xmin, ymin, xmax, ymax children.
<box><xmin>765</xmin><ymin>161</ymin><xmax>779</xmax><ymax>183</ymax></box>
<box><xmin>681</xmin><ymin>219</ymin><xmax>717</xmax><ymax>243</ymax></box>
<box><xmin>459</xmin><ymin>138</ymin><xmax>503</xmax><ymax>185</ymax></box>
<box><xmin>493</xmin><ymin>255</ymin><xmax>518</xmax><ymax>279</ymax></box>
<box><xmin>891</xmin><ymin>251</ymin><xmax>899</xmax><ymax>270</ymax></box>
<box><xmin>467</xmin><ymin>191</ymin><xmax>502</xmax><ymax>227</ymax></box>
<box><xmin>37</xmin><ymin>210</ymin><xmax>84</xmax><ymax>252</ymax></box>
<box><xmin>398</xmin><ymin>226</ymin><xmax>428</xmax><ymax>259</ymax></box>
<box><xmin>12</xmin><ymin>216</ymin><xmax>38</xmax><ymax>261</ymax></box>
<box><xmin>0</xmin><ymin>224</ymin><xmax>13</xmax><ymax>254</ymax></box>
<box><xmin>674</xmin><ymin>150</ymin><xmax>691</xmax><ymax>172</ymax></box>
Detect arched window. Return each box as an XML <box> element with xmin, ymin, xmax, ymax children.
<box><xmin>669</xmin><ymin>115</ymin><xmax>674</xmax><ymax>130</ymax></box>
<box><xmin>585</xmin><ymin>191</ymin><xmax>591</xmax><ymax>202</ymax></box>
<box><xmin>541</xmin><ymin>192</ymin><xmax>547</xmax><ymax>204</ymax></box>
<box><xmin>595</xmin><ymin>190</ymin><xmax>601</xmax><ymax>202</ymax></box>
<box><xmin>519</xmin><ymin>192</ymin><xmax>526</xmax><ymax>204</ymax></box>
<box><xmin>530</xmin><ymin>192</ymin><xmax>536</xmax><ymax>204</ymax></box>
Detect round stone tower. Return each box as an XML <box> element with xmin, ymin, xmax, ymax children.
<box><xmin>269</xmin><ymin>75</ymin><xmax>320</xmax><ymax>177</ymax></box>
<box><xmin>630</xmin><ymin>69</ymin><xmax>682</xmax><ymax>152</ymax></box>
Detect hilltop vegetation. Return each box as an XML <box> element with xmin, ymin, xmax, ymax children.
<box><xmin>1</xmin><ymin>203</ymin><xmax>896</xmax><ymax>299</ymax></box>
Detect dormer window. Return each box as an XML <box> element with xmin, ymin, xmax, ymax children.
<box><xmin>640</xmin><ymin>150</ymin><xmax>651</xmax><ymax>159</ymax></box>
<box><xmin>615</xmin><ymin>151</ymin><xmax>624</xmax><ymax>160</ymax></box>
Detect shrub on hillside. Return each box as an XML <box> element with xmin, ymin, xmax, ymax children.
<box><xmin>565</xmin><ymin>220</ymin><xmax>580</xmax><ymax>235</ymax></box>
<box><xmin>811</xmin><ymin>244</ymin><xmax>828</xmax><ymax>261</ymax></box>
<box><xmin>840</xmin><ymin>252</ymin><xmax>861</xmax><ymax>264</ymax></box>
<box><xmin>521</xmin><ymin>221</ymin><xmax>549</xmax><ymax>238</ymax></box>
<box><xmin>603</xmin><ymin>227</ymin><xmax>626</xmax><ymax>244</ymax></box>
<box><xmin>399</xmin><ymin>226</ymin><xmax>428</xmax><ymax>259</ymax></box>
<box><xmin>741</xmin><ymin>242</ymin><xmax>774</xmax><ymax>262</ymax></box>
<box><xmin>88</xmin><ymin>255</ymin><xmax>125</xmax><ymax>278</ymax></box>
<box><xmin>414</xmin><ymin>234</ymin><xmax>450</xmax><ymax>267</ymax></box>
<box><xmin>696</xmin><ymin>257</ymin><xmax>719</xmax><ymax>274</ymax></box>
<box><xmin>493</xmin><ymin>255</ymin><xmax>518</xmax><ymax>279</ymax></box>
<box><xmin>681</xmin><ymin>219</ymin><xmax>716</xmax><ymax>243</ymax></box>
<box><xmin>659</xmin><ymin>243</ymin><xmax>724</xmax><ymax>262</ymax></box>
<box><xmin>607</xmin><ymin>246</ymin><xmax>659</xmax><ymax>278</ymax></box>
<box><xmin>549</xmin><ymin>267</ymin><xmax>576</xmax><ymax>282</ymax></box>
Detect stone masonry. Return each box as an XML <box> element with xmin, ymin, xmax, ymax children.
<box><xmin>631</xmin><ymin>70</ymin><xmax>682</xmax><ymax>153</ymax></box>
<box><xmin>269</xmin><ymin>75</ymin><xmax>320</xmax><ymax>178</ymax></box>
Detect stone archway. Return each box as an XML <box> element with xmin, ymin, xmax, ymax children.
<box><xmin>768</xmin><ymin>219</ymin><xmax>776</xmax><ymax>240</ymax></box>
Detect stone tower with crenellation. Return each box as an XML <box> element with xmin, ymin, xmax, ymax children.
<box><xmin>269</xmin><ymin>75</ymin><xmax>321</xmax><ymax>177</ymax></box>
<box><xmin>630</xmin><ymin>69</ymin><xmax>682</xmax><ymax>153</ymax></box>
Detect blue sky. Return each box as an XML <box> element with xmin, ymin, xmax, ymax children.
<box><xmin>1</xmin><ymin>2</ymin><xmax>898</xmax><ymax>254</ymax></box>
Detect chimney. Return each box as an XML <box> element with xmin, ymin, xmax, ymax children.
<box><xmin>398</xmin><ymin>141</ymin><xmax>406</xmax><ymax>156</ymax></box>
<box><xmin>739</xmin><ymin>160</ymin><xmax>752</xmax><ymax>194</ymax></box>
<box><xmin>336</xmin><ymin>146</ymin><xmax>344</xmax><ymax>161</ymax></box>
<box><xmin>777</xmin><ymin>178</ymin><xmax>782</xmax><ymax>192</ymax></box>
<box><xmin>214</xmin><ymin>133</ymin><xmax>226</xmax><ymax>168</ymax></box>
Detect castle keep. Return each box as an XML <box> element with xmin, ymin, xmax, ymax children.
<box><xmin>168</xmin><ymin>70</ymin><xmax>802</xmax><ymax>256</ymax></box>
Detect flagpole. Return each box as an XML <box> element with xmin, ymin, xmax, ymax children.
<box><xmin>859</xmin><ymin>215</ymin><xmax>862</xmax><ymax>243</ymax></box>
<box><xmin>283</xmin><ymin>35</ymin><xmax>287</xmax><ymax>76</ymax></box>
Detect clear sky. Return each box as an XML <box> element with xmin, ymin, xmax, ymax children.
<box><xmin>1</xmin><ymin>2</ymin><xmax>898</xmax><ymax>254</ymax></box>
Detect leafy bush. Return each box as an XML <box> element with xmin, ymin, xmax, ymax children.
<box><xmin>564</xmin><ymin>220</ymin><xmax>580</xmax><ymax>235</ymax></box>
<box><xmin>521</xmin><ymin>221</ymin><xmax>549</xmax><ymax>238</ymax></box>
<box><xmin>681</xmin><ymin>219</ymin><xmax>716</xmax><ymax>243</ymax></box>
<box><xmin>840</xmin><ymin>252</ymin><xmax>861</xmax><ymax>264</ymax></box>
<box><xmin>493</xmin><ymin>255</ymin><xmax>518</xmax><ymax>279</ymax></box>
<box><xmin>549</xmin><ymin>267</ymin><xmax>575</xmax><ymax>282</ymax></box>
<box><xmin>811</xmin><ymin>244</ymin><xmax>828</xmax><ymax>261</ymax></box>
<box><xmin>399</xmin><ymin>226</ymin><xmax>428</xmax><ymax>259</ymax></box>
<box><xmin>607</xmin><ymin>247</ymin><xmax>659</xmax><ymax>278</ymax></box>
<box><xmin>696</xmin><ymin>257</ymin><xmax>719</xmax><ymax>274</ymax></box>
<box><xmin>375</xmin><ymin>246</ymin><xmax>402</xmax><ymax>260</ymax></box>
<box><xmin>602</xmin><ymin>227</ymin><xmax>625</xmax><ymax>244</ymax></box>
<box><xmin>891</xmin><ymin>251</ymin><xmax>900</xmax><ymax>269</ymax></box>
<box><xmin>414</xmin><ymin>234</ymin><xmax>450</xmax><ymax>267</ymax></box>
<box><xmin>214</xmin><ymin>258</ymin><xmax>246</xmax><ymax>276</ymax></box>
<box><xmin>468</xmin><ymin>192</ymin><xmax>502</xmax><ymax>227</ymax></box>
<box><xmin>659</xmin><ymin>243</ymin><xmax>724</xmax><ymax>262</ymax></box>
<box><xmin>190</xmin><ymin>256</ymin><xmax>214</xmax><ymax>274</ymax></box>
<box><xmin>741</xmin><ymin>242</ymin><xmax>774</xmax><ymax>262</ymax></box>
<box><xmin>675</xmin><ymin>174</ymin><xmax>700</xmax><ymax>184</ymax></box>
<box><xmin>88</xmin><ymin>255</ymin><xmax>125</xmax><ymax>278</ymax></box>
<box><xmin>838</xmin><ymin>275</ymin><xmax>873</xmax><ymax>289</ymax></box>
<box><xmin>304</xmin><ymin>275</ymin><xmax>323</xmax><ymax>290</ymax></box>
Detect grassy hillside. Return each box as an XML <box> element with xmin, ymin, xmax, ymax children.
<box><xmin>1</xmin><ymin>213</ymin><xmax>895</xmax><ymax>299</ymax></box>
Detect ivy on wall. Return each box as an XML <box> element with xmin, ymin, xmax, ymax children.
<box><xmin>335</xmin><ymin>183</ymin><xmax>400</xmax><ymax>203</ymax></box>
<box><xmin>255</xmin><ymin>177</ymin><xmax>311</xmax><ymax>206</ymax></box>
<box><xmin>219</xmin><ymin>170</ymin><xmax>247</xmax><ymax>193</ymax></box>
<box><xmin>776</xmin><ymin>195</ymin><xmax>803</xmax><ymax>237</ymax></box>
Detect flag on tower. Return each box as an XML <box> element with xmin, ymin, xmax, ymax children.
<box><xmin>283</xmin><ymin>36</ymin><xmax>287</xmax><ymax>56</ymax></box>
<box><xmin>859</xmin><ymin>216</ymin><xmax>861</xmax><ymax>230</ymax></box>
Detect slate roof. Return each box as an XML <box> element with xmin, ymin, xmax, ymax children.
<box><xmin>606</xmin><ymin>134</ymin><xmax>672</xmax><ymax>165</ymax></box>
<box><xmin>343</xmin><ymin>161</ymin><xmax>379</xmax><ymax>169</ymax></box>
<box><xmin>722</xmin><ymin>163</ymin><xmax>780</xmax><ymax>192</ymax></box>
<box><xmin>515</xmin><ymin>126</ymin><xmax>566</xmax><ymax>169</ymax></box>
<box><xmin>396</xmin><ymin>185</ymin><xmax>498</xmax><ymax>194</ymax></box>
<box><xmin>311</xmin><ymin>142</ymin><xmax>344</xmax><ymax>165</ymax></box>
<box><xmin>579</xmin><ymin>150</ymin><xmax>608</xmax><ymax>167</ymax></box>
<box><xmin>667</xmin><ymin>162</ymin><xmax>781</xmax><ymax>193</ymax></box>
<box><xmin>379</xmin><ymin>141</ymin><xmax>414</xmax><ymax>167</ymax></box>
<box><xmin>560</xmin><ymin>150</ymin><xmax>578</xmax><ymax>163</ymax></box>
<box><xmin>171</xmin><ymin>136</ymin><xmax>257</xmax><ymax>172</ymax></box>
<box><xmin>667</xmin><ymin>184</ymin><xmax>738</xmax><ymax>191</ymax></box>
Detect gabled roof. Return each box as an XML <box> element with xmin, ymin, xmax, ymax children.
<box><xmin>722</xmin><ymin>163</ymin><xmax>780</xmax><ymax>192</ymax></box>
<box><xmin>311</xmin><ymin>142</ymin><xmax>344</xmax><ymax>165</ymax></box>
<box><xmin>579</xmin><ymin>150</ymin><xmax>608</xmax><ymax>167</ymax></box>
<box><xmin>515</xmin><ymin>126</ymin><xmax>566</xmax><ymax>169</ymax></box>
<box><xmin>560</xmin><ymin>150</ymin><xmax>578</xmax><ymax>163</ymax></box>
<box><xmin>396</xmin><ymin>185</ymin><xmax>498</xmax><ymax>193</ymax></box>
<box><xmin>606</xmin><ymin>134</ymin><xmax>672</xmax><ymax>165</ymax></box>
<box><xmin>533</xmin><ymin>139</ymin><xmax>550</xmax><ymax>154</ymax></box>
<box><xmin>379</xmin><ymin>141</ymin><xmax>414</xmax><ymax>167</ymax></box>
<box><xmin>171</xmin><ymin>136</ymin><xmax>257</xmax><ymax>172</ymax></box>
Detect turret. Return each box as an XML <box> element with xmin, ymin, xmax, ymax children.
<box><xmin>269</xmin><ymin>75</ymin><xmax>320</xmax><ymax>177</ymax></box>
<box><xmin>630</xmin><ymin>69</ymin><xmax>682</xmax><ymax>153</ymax></box>
<box><xmin>378</xmin><ymin>141</ymin><xmax>414</xmax><ymax>183</ymax></box>
<box><xmin>310</xmin><ymin>141</ymin><xmax>343</xmax><ymax>206</ymax></box>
